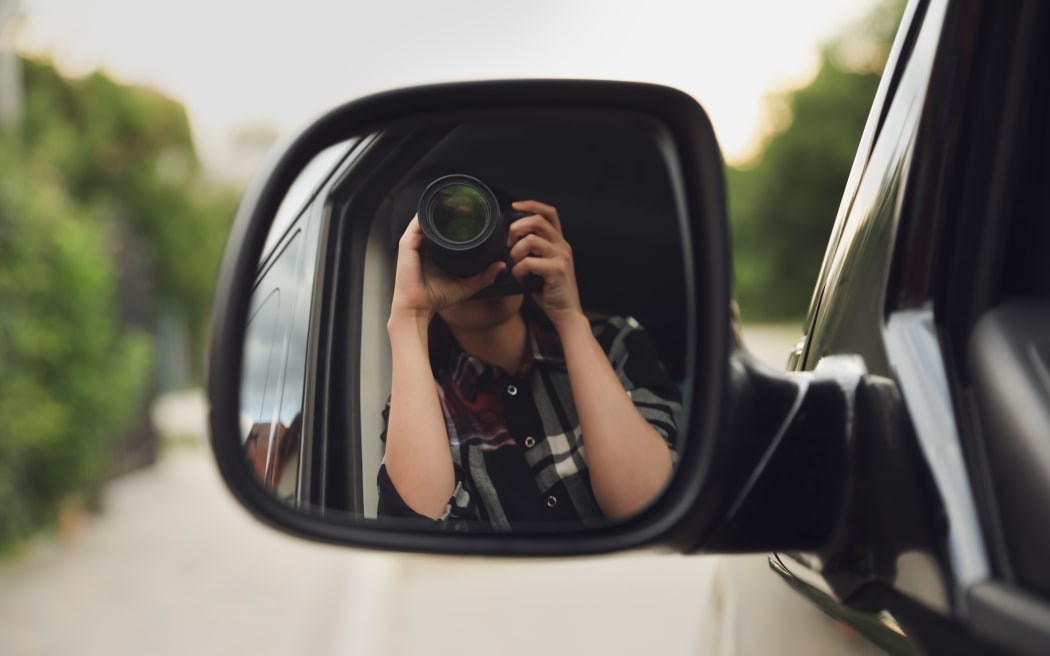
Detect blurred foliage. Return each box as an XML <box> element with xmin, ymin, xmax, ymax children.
<box><xmin>0</xmin><ymin>133</ymin><xmax>153</xmax><ymax>548</ymax></box>
<box><xmin>18</xmin><ymin>57</ymin><xmax>240</xmax><ymax>373</ymax></box>
<box><xmin>0</xmin><ymin>57</ymin><xmax>238</xmax><ymax>550</ymax></box>
<box><xmin>727</xmin><ymin>0</ymin><xmax>905</xmax><ymax>324</ymax></box>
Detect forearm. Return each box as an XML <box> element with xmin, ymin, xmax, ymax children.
<box><xmin>384</xmin><ymin>315</ymin><xmax>456</xmax><ymax>519</ymax></box>
<box><xmin>556</xmin><ymin>314</ymin><xmax>673</xmax><ymax>518</ymax></box>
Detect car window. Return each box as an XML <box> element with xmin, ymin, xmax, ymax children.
<box><xmin>264</xmin><ymin>138</ymin><xmax>359</xmax><ymax>256</ymax></box>
<box><xmin>953</xmin><ymin>5</ymin><xmax>1050</xmax><ymax>599</ymax></box>
<box><xmin>241</xmin><ymin>231</ymin><xmax>305</xmax><ymax>501</ymax></box>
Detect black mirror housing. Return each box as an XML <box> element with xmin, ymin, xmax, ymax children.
<box><xmin>207</xmin><ymin>79</ymin><xmax>734</xmax><ymax>556</ymax></box>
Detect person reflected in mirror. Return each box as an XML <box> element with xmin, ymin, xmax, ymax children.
<box><xmin>379</xmin><ymin>201</ymin><xmax>680</xmax><ymax>529</ymax></box>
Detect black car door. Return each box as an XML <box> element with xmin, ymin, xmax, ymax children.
<box><xmin>796</xmin><ymin>0</ymin><xmax>1050</xmax><ymax>652</ymax></box>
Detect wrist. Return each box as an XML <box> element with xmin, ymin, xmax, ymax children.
<box><xmin>387</xmin><ymin>308</ymin><xmax>433</xmax><ymax>343</ymax></box>
<box><xmin>551</xmin><ymin>310</ymin><xmax>591</xmax><ymax>341</ymax></box>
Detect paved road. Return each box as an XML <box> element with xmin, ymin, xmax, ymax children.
<box><xmin>0</xmin><ymin>325</ymin><xmax>880</xmax><ymax>655</ymax></box>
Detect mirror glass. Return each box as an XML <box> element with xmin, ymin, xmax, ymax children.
<box><xmin>237</xmin><ymin>110</ymin><xmax>692</xmax><ymax>532</ymax></box>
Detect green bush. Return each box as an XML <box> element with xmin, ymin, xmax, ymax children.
<box><xmin>0</xmin><ymin>140</ymin><xmax>153</xmax><ymax>549</ymax></box>
<box><xmin>19</xmin><ymin>56</ymin><xmax>239</xmax><ymax>378</ymax></box>
<box><xmin>727</xmin><ymin>0</ymin><xmax>905</xmax><ymax>324</ymax></box>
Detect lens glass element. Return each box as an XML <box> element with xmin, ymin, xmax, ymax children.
<box><xmin>430</xmin><ymin>183</ymin><xmax>490</xmax><ymax>243</ymax></box>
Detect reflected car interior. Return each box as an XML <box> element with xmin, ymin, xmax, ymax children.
<box><xmin>240</xmin><ymin>113</ymin><xmax>691</xmax><ymax>527</ymax></box>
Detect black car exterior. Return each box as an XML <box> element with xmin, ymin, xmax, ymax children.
<box><xmin>776</xmin><ymin>0</ymin><xmax>1050</xmax><ymax>653</ymax></box>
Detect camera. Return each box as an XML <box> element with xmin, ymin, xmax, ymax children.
<box><xmin>417</xmin><ymin>174</ymin><xmax>542</xmax><ymax>298</ymax></box>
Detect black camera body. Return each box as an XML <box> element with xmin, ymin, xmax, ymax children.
<box><xmin>417</xmin><ymin>174</ymin><xmax>542</xmax><ymax>298</ymax></box>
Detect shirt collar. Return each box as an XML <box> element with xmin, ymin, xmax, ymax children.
<box><xmin>444</xmin><ymin>316</ymin><xmax>565</xmax><ymax>401</ymax></box>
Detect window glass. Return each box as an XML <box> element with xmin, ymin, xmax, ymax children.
<box><xmin>264</xmin><ymin>138</ymin><xmax>358</xmax><ymax>256</ymax></box>
<box><xmin>240</xmin><ymin>231</ymin><xmax>305</xmax><ymax>498</ymax></box>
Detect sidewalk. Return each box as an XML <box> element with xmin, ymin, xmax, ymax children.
<box><xmin>0</xmin><ymin>448</ymin><xmax>353</xmax><ymax>655</ymax></box>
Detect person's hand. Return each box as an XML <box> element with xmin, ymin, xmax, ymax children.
<box><xmin>507</xmin><ymin>200</ymin><xmax>584</xmax><ymax>329</ymax></box>
<box><xmin>390</xmin><ymin>215</ymin><xmax>504</xmax><ymax>323</ymax></box>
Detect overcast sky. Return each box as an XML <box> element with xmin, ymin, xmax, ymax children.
<box><xmin>13</xmin><ymin>0</ymin><xmax>879</xmax><ymax>167</ymax></box>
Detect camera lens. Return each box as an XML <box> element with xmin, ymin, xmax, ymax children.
<box><xmin>429</xmin><ymin>183</ymin><xmax>491</xmax><ymax>243</ymax></box>
<box><xmin>418</xmin><ymin>174</ymin><xmax>506</xmax><ymax>278</ymax></box>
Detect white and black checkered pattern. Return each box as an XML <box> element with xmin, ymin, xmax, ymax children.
<box><xmin>378</xmin><ymin>315</ymin><xmax>681</xmax><ymax>530</ymax></box>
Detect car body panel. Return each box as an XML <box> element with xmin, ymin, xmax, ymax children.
<box><xmin>781</xmin><ymin>0</ymin><xmax>1050</xmax><ymax>653</ymax></box>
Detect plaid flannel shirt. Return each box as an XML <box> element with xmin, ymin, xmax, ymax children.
<box><xmin>377</xmin><ymin>314</ymin><xmax>681</xmax><ymax>530</ymax></box>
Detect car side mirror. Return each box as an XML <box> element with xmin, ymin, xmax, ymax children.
<box><xmin>207</xmin><ymin>79</ymin><xmax>742</xmax><ymax>555</ymax></box>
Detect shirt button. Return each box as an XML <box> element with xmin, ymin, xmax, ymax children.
<box><xmin>524</xmin><ymin>436</ymin><xmax>536</xmax><ymax>448</ymax></box>
<box><xmin>507</xmin><ymin>384</ymin><xmax>518</xmax><ymax>396</ymax></box>
<box><xmin>547</xmin><ymin>495</ymin><xmax>558</xmax><ymax>508</ymax></box>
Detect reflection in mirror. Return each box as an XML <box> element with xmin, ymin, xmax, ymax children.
<box><xmin>239</xmin><ymin>112</ymin><xmax>692</xmax><ymax>532</ymax></box>
<box><xmin>241</xmin><ymin>232</ymin><xmax>307</xmax><ymax>502</ymax></box>
<box><xmin>239</xmin><ymin>140</ymin><xmax>360</xmax><ymax>506</ymax></box>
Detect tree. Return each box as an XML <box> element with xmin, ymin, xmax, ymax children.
<box><xmin>0</xmin><ymin>56</ymin><xmax>239</xmax><ymax>549</ymax></box>
<box><xmin>18</xmin><ymin>57</ymin><xmax>240</xmax><ymax>376</ymax></box>
<box><xmin>0</xmin><ymin>133</ymin><xmax>153</xmax><ymax>547</ymax></box>
<box><xmin>728</xmin><ymin>0</ymin><xmax>905</xmax><ymax>323</ymax></box>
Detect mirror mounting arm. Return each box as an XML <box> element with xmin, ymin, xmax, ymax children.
<box><xmin>701</xmin><ymin>350</ymin><xmax>940</xmax><ymax>601</ymax></box>
<box><xmin>702</xmin><ymin>354</ymin><xmax>867</xmax><ymax>553</ymax></box>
